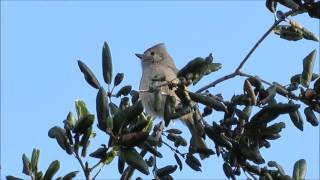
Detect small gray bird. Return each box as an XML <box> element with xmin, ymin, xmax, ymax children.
<box><xmin>136</xmin><ymin>43</ymin><xmax>208</xmax><ymax>158</ymax></box>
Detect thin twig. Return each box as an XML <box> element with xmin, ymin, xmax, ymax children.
<box><xmin>161</xmin><ymin>138</ymin><xmax>186</xmax><ymax>158</ymax></box>
<box><xmin>196</xmin><ymin>72</ymin><xmax>238</xmax><ymax>93</ymax></box>
<box><xmin>90</xmin><ymin>160</ymin><xmax>102</xmax><ymax>172</ymax></box>
<box><xmin>74</xmin><ymin>153</ymin><xmax>90</xmax><ymax>180</ymax></box>
<box><xmin>196</xmin><ymin>9</ymin><xmax>299</xmax><ymax>93</ymax></box>
<box><xmin>92</xmin><ymin>164</ymin><xmax>105</xmax><ymax>180</ymax></box>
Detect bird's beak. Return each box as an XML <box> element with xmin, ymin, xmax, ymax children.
<box><xmin>135</xmin><ymin>53</ymin><xmax>144</xmax><ymax>60</ymax></box>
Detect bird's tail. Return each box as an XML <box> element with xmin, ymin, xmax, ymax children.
<box><xmin>183</xmin><ymin>114</ymin><xmax>209</xmax><ymax>160</ymax></box>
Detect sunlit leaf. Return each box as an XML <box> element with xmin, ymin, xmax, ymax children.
<box><xmin>301</xmin><ymin>49</ymin><xmax>316</xmax><ymax>87</ymax></box>
<box><xmin>43</xmin><ymin>160</ymin><xmax>60</xmax><ymax>180</ymax></box>
<box><xmin>75</xmin><ymin>100</ymin><xmax>90</xmax><ymax>119</ymax></box>
<box><xmin>293</xmin><ymin>159</ymin><xmax>307</xmax><ymax>180</ymax></box>
<box><xmin>22</xmin><ymin>154</ymin><xmax>32</xmax><ymax>175</ymax></box>
<box><xmin>72</xmin><ymin>114</ymin><xmax>95</xmax><ymax>134</ymax></box>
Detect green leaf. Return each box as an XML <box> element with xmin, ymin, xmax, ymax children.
<box><xmin>75</xmin><ymin>100</ymin><xmax>90</xmax><ymax>119</ymax></box>
<box><xmin>62</xmin><ymin>171</ymin><xmax>79</xmax><ymax>180</ymax></box>
<box><xmin>288</xmin><ymin>101</ymin><xmax>304</xmax><ymax>131</ymax></box>
<box><xmin>307</xmin><ymin>1</ymin><xmax>320</xmax><ymax>19</ymax></box>
<box><xmin>119</xmin><ymin>131</ymin><xmax>149</xmax><ymax>147</ymax></box>
<box><xmin>96</xmin><ymin>87</ymin><xmax>109</xmax><ymax>131</ymax></box>
<box><xmin>112</xmin><ymin>101</ymin><xmax>144</xmax><ymax>134</ymax></box>
<box><xmin>118</xmin><ymin>156</ymin><xmax>125</xmax><ymax>174</ymax></box>
<box><xmin>293</xmin><ymin>159</ymin><xmax>307</xmax><ymax>180</ymax></box>
<box><xmin>164</xmin><ymin>95</ymin><xmax>176</xmax><ymax>127</ymax></box>
<box><xmin>223</xmin><ymin>162</ymin><xmax>235</xmax><ymax>179</ymax></box>
<box><xmin>6</xmin><ymin>176</ymin><xmax>23</xmax><ymax>180</ymax></box>
<box><xmin>277</xmin><ymin>0</ymin><xmax>300</xmax><ymax>9</ymax></box>
<box><xmin>114</xmin><ymin>73</ymin><xmax>124</xmax><ymax>87</ymax></box>
<box><xmin>185</xmin><ymin>153</ymin><xmax>202</xmax><ymax>171</ymax></box>
<box><xmin>189</xmin><ymin>92</ymin><xmax>226</xmax><ymax>112</ymax></box>
<box><xmin>274</xmin><ymin>25</ymin><xmax>303</xmax><ymax>41</ymax></box>
<box><xmin>177</xmin><ymin>54</ymin><xmax>222</xmax><ymax>85</ymax></box>
<box><xmin>130</xmin><ymin>90</ymin><xmax>139</xmax><ymax>104</ymax></box>
<box><xmin>72</xmin><ymin>114</ymin><xmax>95</xmax><ymax>134</ymax></box>
<box><xmin>116</xmin><ymin>85</ymin><xmax>132</xmax><ymax>97</ymax></box>
<box><xmin>43</xmin><ymin>160</ymin><xmax>60</xmax><ymax>180</ymax></box>
<box><xmin>267</xmin><ymin>161</ymin><xmax>286</xmax><ymax>175</ymax></box>
<box><xmin>143</xmin><ymin>142</ymin><xmax>163</xmax><ymax>158</ymax></box>
<box><xmin>120</xmin><ymin>148</ymin><xmax>150</xmax><ymax>175</ymax></box>
<box><xmin>155</xmin><ymin>165</ymin><xmax>178</xmax><ymax>177</ymax></box>
<box><xmin>165</xmin><ymin>129</ymin><xmax>182</xmax><ymax>134</ymax></box>
<box><xmin>174</xmin><ymin>153</ymin><xmax>183</xmax><ymax>171</ymax></box>
<box><xmin>49</xmin><ymin>126</ymin><xmax>73</xmax><ymax>154</ymax></box>
<box><xmin>239</xmin><ymin>139</ymin><xmax>265</xmax><ymax>164</ymax></box>
<box><xmin>259</xmin><ymin>85</ymin><xmax>277</xmax><ymax>105</ymax></box>
<box><xmin>77</xmin><ymin>60</ymin><xmax>100</xmax><ymax>89</ymax></box>
<box><xmin>102</xmin><ymin>41</ymin><xmax>113</xmax><ymax>84</ymax></box>
<box><xmin>301</xmin><ymin>49</ymin><xmax>316</xmax><ymax>87</ymax></box>
<box><xmin>301</xmin><ymin>27</ymin><xmax>319</xmax><ymax>42</ymax></box>
<box><xmin>31</xmin><ymin>148</ymin><xmax>40</xmax><ymax>173</ymax></box>
<box><xmin>304</xmin><ymin>107</ymin><xmax>318</xmax><ymax>126</ymax></box>
<box><xmin>262</xmin><ymin>122</ymin><xmax>286</xmax><ymax>136</ymax></box>
<box><xmin>250</xmin><ymin>103</ymin><xmax>300</xmax><ymax>124</ymax></box>
<box><xmin>22</xmin><ymin>154</ymin><xmax>32</xmax><ymax>175</ymax></box>
<box><xmin>35</xmin><ymin>171</ymin><xmax>43</xmax><ymax>180</ymax></box>
<box><xmin>266</xmin><ymin>0</ymin><xmax>277</xmax><ymax>13</ymax></box>
<box><xmin>103</xmin><ymin>150</ymin><xmax>117</xmax><ymax>164</ymax></box>
<box><xmin>90</xmin><ymin>146</ymin><xmax>107</xmax><ymax>159</ymax></box>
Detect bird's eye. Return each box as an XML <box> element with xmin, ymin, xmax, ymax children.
<box><xmin>150</xmin><ymin>51</ymin><xmax>155</xmax><ymax>56</ymax></box>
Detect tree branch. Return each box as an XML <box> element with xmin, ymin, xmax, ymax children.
<box><xmin>74</xmin><ymin>152</ymin><xmax>90</xmax><ymax>180</ymax></box>
<box><xmin>196</xmin><ymin>9</ymin><xmax>299</xmax><ymax>93</ymax></box>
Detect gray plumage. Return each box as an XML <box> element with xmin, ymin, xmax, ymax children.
<box><xmin>136</xmin><ymin>43</ymin><xmax>208</xmax><ymax>159</ymax></box>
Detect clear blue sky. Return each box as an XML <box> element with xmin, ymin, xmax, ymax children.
<box><xmin>1</xmin><ymin>1</ymin><xmax>319</xmax><ymax>179</ymax></box>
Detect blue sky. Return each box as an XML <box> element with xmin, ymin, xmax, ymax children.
<box><xmin>1</xmin><ymin>1</ymin><xmax>319</xmax><ymax>179</ymax></box>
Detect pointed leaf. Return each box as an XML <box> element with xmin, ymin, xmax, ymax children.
<box><xmin>62</xmin><ymin>171</ymin><xmax>79</xmax><ymax>180</ymax></box>
<box><xmin>118</xmin><ymin>156</ymin><xmax>125</xmax><ymax>174</ymax></box>
<box><xmin>155</xmin><ymin>165</ymin><xmax>178</xmax><ymax>177</ymax></box>
<box><xmin>75</xmin><ymin>100</ymin><xmax>89</xmax><ymax>119</ymax></box>
<box><xmin>173</xmin><ymin>154</ymin><xmax>183</xmax><ymax>171</ymax></box>
<box><xmin>114</xmin><ymin>73</ymin><xmax>124</xmax><ymax>87</ymax></box>
<box><xmin>6</xmin><ymin>176</ymin><xmax>23</xmax><ymax>180</ymax></box>
<box><xmin>301</xmin><ymin>50</ymin><xmax>316</xmax><ymax>87</ymax></box>
<box><xmin>96</xmin><ymin>87</ymin><xmax>109</xmax><ymax>131</ymax></box>
<box><xmin>119</xmin><ymin>132</ymin><xmax>149</xmax><ymax>147</ymax></box>
<box><xmin>77</xmin><ymin>60</ymin><xmax>100</xmax><ymax>89</ymax></box>
<box><xmin>43</xmin><ymin>160</ymin><xmax>60</xmax><ymax>180</ymax></box>
<box><xmin>304</xmin><ymin>107</ymin><xmax>318</xmax><ymax>126</ymax></box>
<box><xmin>266</xmin><ymin>0</ymin><xmax>277</xmax><ymax>13</ymax></box>
<box><xmin>72</xmin><ymin>114</ymin><xmax>95</xmax><ymax>134</ymax></box>
<box><xmin>102</xmin><ymin>41</ymin><xmax>113</xmax><ymax>84</ymax></box>
<box><xmin>116</xmin><ymin>85</ymin><xmax>132</xmax><ymax>97</ymax></box>
<box><xmin>103</xmin><ymin>150</ymin><xmax>117</xmax><ymax>164</ymax></box>
<box><xmin>120</xmin><ymin>148</ymin><xmax>150</xmax><ymax>175</ymax></box>
<box><xmin>22</xmin><ymin>154</ymin><xmax>31</xmax><ymax>175</ymax></box>
<box><xmin>31</xmin><ymin>148</ymin><xmax>40</xmax><ymax>173</ymax></box>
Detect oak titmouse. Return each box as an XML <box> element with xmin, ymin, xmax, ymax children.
<box><xmin>136</xmin><ymin>43</ymin><xmax>208</xmax><ymax>158</ymax></box>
